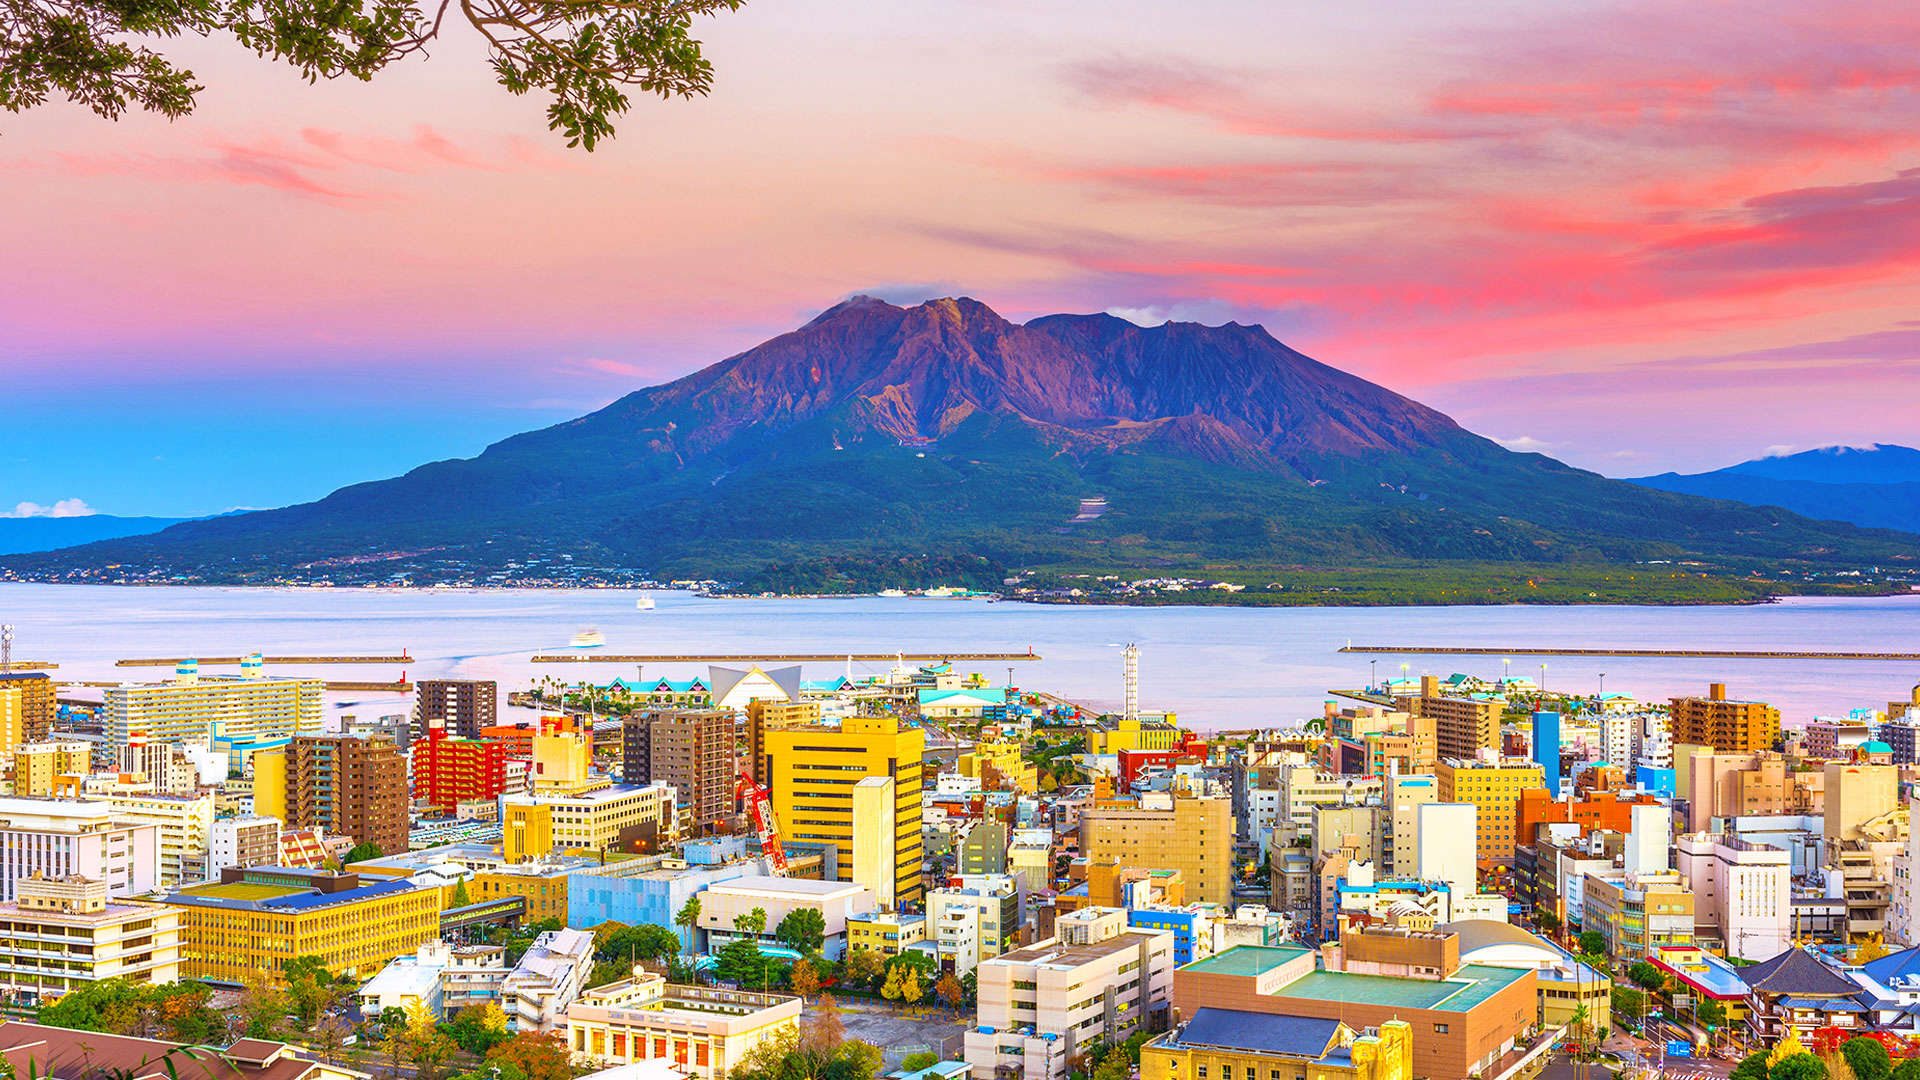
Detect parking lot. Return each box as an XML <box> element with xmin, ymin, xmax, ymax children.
<box><xmin>828</xmin><ymin>997</ymin><xmax>970</xmax><ymax>1066</ymax></box>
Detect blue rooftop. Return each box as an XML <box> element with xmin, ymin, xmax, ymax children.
<box><xmin>1172</xmin><ymin>1009</ymin><xmax>1343</xmax><ymax>1058</ymax></box>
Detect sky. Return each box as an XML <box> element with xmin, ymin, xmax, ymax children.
<box><xmin>5</xmin><ymin>0</ymin><xmax>1920</xmax><ymax>517</ymax></box>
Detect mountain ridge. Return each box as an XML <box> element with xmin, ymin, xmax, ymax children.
<box><xmin>4</xmin><ymin>297</ymin><xmax>1915</xmax><ymax>592</ymax></box>
<box><xmin>1629</xmin><ymin>443</ymin><xmax>1920</xmax><ymax>535</ymax></box>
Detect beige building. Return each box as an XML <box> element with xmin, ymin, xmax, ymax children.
<box><xmin>695</xmin><ymin>876</ymin><xmax>873</xmax><ymax>960</ymax></box>
<box><xmin>1399</xmin><ymin>676</ymin><xmax>1499</xmax><ymax>761</ymax></box>
<box><xmin>0</xmin><ymin>874</ymin><xmax>182</xmax><ymax>1002</ymax></box>
<box><xmin>1081</xmin><ymin>795</ymin><xmax>1234</xmax><ymax>903</ymax></box>
<box><xmin>965</xmin><ymin>907</ymin><xmax>1175</xmax><ymax>1080</ymax></box>
<box><xmin>10</xmin><ymin>742</ymin><xmax>90</xmax><ymax>797</ymax></box>
<box><xmin>1670</xmin><ymin>682</ymin><xmax>1780</xmax><ymax>753</ymax></box>
<box><xmin>502</xmin><ymin>782</ymin><xmax>678</xmax><ymax>862</ymax></box>
<box><xmin>1583</xmin><ymin>871</ymin><xmax>1695</xmax><ymax>960</ymax></box>
<box><xmin>89</xmin><ymin>785</ymin><xmax>216</xmax><ymax>888</ymax></box>
<box><xmin>565</xmin><ymin>971</ymin><xmax>800</xmax><ymax>1080</ymax></box>
<box><xmin>104</xmin><ymin>659</ymin><xmax>323</xmax><ymax>762</ymax></box>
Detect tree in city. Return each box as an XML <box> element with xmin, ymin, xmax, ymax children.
<box><xmin>0</xmin><ymin>0</ymin><xmax>745</xmax><ymax>148</ymax></box>
<box><xmin>1627</xmin><ymin>961</ymin><xmax>1667</xmax><ymax>993</ymax></box>
<box><xmin>1566</xmin><ymin>1003</ymin><xmax>1591</xmax><ymax>1051</ymax></box>
<box><xmin>1891</xmin><ymin>1059</ymin><xmax>1920</xmax><ymax>1080</ymax></box>
<box><xmin>842</xmin><ymin>948</ymin><xmax>885</xmax><ymax>989</ymax></box>
<box><xmin>899</xmin><ymin>1053</ymin><xmax>939</xmax><ymax>1072</ymax></box>
<box><xmin>283</xmin><ymin>954</ymin><xmax>341</xmax><ymax>1025</ymax></box>
<box><xmin>789</xmin><ymin>958</ymin><xmax>823</xmax><ymax>1002</ymax></box>
<box><xmin>404</xmin><ymin>1000</ymin><xmax>459</xmax><ymax>1080</ymax></box>
<box><xmin>800</xmin><ymin>993</ymin><xmax>846</xmax><ymax>1051</ymax></box>
<box><xmin>1697</xmin><ymin>999</ymin><xmax>1728</xmax><ymax>1031</ymax></box>
<box><xmin>486</xmin><ymin>1031</ymin><xmax>581</xmax><ymax>1080</ymax></box>
<box><xmin>933</xmin><ymin>973</ymin><xmax>967</xmax><ymax>1014</ymax></box>
<box><xmin>733</xmin><ymin>1025</ymin><xmax>883</xmax><ymax>1080</ymax></box>
<box><xmin>1535</xmin><ymin>908</ymin><xmax>1561</xmax><ymax>935</ymax></box>
<box><xmin>736</xmin><ymin>907</ymin><xmax>770</xmax><ymax>937</ymax></box>
<box><xmin>451</xmin><ymin>879</ymin><xmax>473</xmax><ymax>908</ymax></box>
<box><xmin>1772</xmin><ymin>1057</ymin><xmax>1829</xmax><ymax>1080</ymax></box>
<box><xmin>1733</xmin><ymin>1052</ymin><xmax>1771</xmax><ymax>1080</ymax></box>
<box><xmin>445</xmin><ymin>1002</ymin><xmax>512</xmax><ymax>1055</ymax></box>
<box><xmin>239</xmin><ymin>970</ymin><xmax>291</xmax><ymax>1038</ymax></box>
<box><xmin>776</xmin><ymin>909</ymin><xmax>827</xmax><ymax>956</ymax></box>
<box><xmin>1610</xmin><ymin>986</ymin><xmax>1644</xmax><ymax>1027</ymax></box>
<box><xmin>1841</xmin><ymin>1038</ymin><xmax>1893</xmax><ymax>1080</ymax></box>
<box><xmin>1577</xmin><ymin>930</ymin><xmax>1608</xmax><ymax>957</ymax></box>
<box><xmin>344</xmin><ymin>841</ymin><xmax>385</xmax><ymax>865</ymax></box>
<box><xmin>676</xmin><ymin>896</ymin><xmax>703</xmax><ymax>955</ymax></box>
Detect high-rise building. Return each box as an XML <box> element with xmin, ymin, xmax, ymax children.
<box><xmin>0</xmin><ymin>797</ymin><xmax>161</xmax><ymax>900</ymax></box>
<box><xmin>412</xmin><ymin>720</ymin><xmax>512</xmax><ymax>813</ymax></box>
<box><xmin>621</xmin><ymin>709</ymin><xmax>736</xmax><ymax>834</ymax></box>
<box><xmin>1383</xmin><ymin>774</ymin><xmax>1438</xmax><ymax>878</ymax></box>
<box><xmin>1670</xmin><ymin>682</ymin><xmax>1780</xmax><ymax>753</ymax></box>
<box><xmin>104</xmin><ymin>660</ymin><xmax>321</xmax><ymax>762</ymax></box>
<box><xmin>745</xmin><ymin>699</ymin><xmax>821</xmax><ymax>784</ymax></box>
<box><xmin>1531</xmin><ymin>711</ymin><xmax>1561</xmax><ymax>794</ymax></box>
<box><xmin>763</xmin><ymin>715</ymin><xmax>924</xmax><ymax>905</ymax></box>
<box><xmin>1436</xmin><ymin>756</ymin><xmax>1546</xmax><ymax>867</ymax></box>
<box><xmin>90</xmin><ymin>787</ymin><xmax>215</xmax><ymax>888</ymax></box>
<box><xmin>413</xmin><ymin>679</ymin><xmax>498</xmax><ymax>740</ymax></box>
<box><xmin>11</xmin><ymin>742</ymin><xmax>90</xmax><ymax>797</ymax></box>
<box><xmin>1415</xmin><ymin>802</ymin><xmax>1478</xmax><ymax>903</ymax></box>
<box><xmin>1080</xmin><ymin>795</ymin><xmax>1234</xmax><ymax>903</ymax></box>
<box><xmin>0</xmin><ymin>687</ymin><xmax>24</xmax><ymax>752</ymax></box>
<box><xmin>1674</xmin><ymin>833</ymin><xmax>1791</xmax><ymax>961</ymax></box>
<box><xmin>0</xmin><ymin>672</ymin><xmax>55</xmax><ymax>743</ymax></box>
<box><xmin>1400</xmin><ymin>676</ymin><xmax>1498</xmax><ymax>761</ymax></box>
<box><xmin>283</xmin><ymin>735</ymin><xmax>409</xmax><ymax>856</ymax></box>
<box><xmin>208</xmin><ymin>814</ymin><xmax>283</xmax><ymax>875</ymax></box>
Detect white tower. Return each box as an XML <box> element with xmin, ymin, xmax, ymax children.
<box><xmin>1122</xmin><ymin>642</ymin><xmax>1140</xmax><ymax>723</ymax></box>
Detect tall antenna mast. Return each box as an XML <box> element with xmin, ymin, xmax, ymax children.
<box><xmin>1122</xmin><ymin>642</ymin><xmax>1139</xmax><ymax>724</ymax></box>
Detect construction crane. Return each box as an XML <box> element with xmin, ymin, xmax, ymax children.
<box><xmin>735</xmin><ymin>771</ymin><xmax>790</xmax><ymax>877</ymax></box>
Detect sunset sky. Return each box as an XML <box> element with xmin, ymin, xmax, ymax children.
<box><xmin>6</xmin><ymin>0</ymin><xmax>1920</xmax><ymax>517</ymax></box>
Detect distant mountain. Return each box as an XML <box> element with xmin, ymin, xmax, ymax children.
<box><xmin>0</xmin><ymin>514</ymin><xmax>193</xmax><ymax>556</ymax></box>
<box><xmin>1630</xmin><ymin>444</ymin><xmax>1920</xmax><ymax>534</ymax></box>
<box><xmin>5</xmin><ymin>297</ymin><xmax>1915</xmax><ymax>587</ymax></box>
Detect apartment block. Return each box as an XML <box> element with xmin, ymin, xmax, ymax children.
<box><xmin>10</xmin><ymin>742</ymin><xmax>90</xmax><ymax>797</ymax></box>
<box><xmin>91</xmin><ymin>787</ymin><xmax>215</xmax><ymax>888</ymax></box>
<box><xmin>1081</xmin><ymin>795</ymin><xmax>1234</xmax><ymax>903</ymax></box>
<box><xmin>280</xmin><ymin>735</ymin><xmax>410</xmax><ymax>856</ymax></box>
<box><xmin>0</xmin><ymin>672</ymin><xmax>55</xmax><ymax>743</ymax></box>
<box><xmin>413</xmin><ymin>679</ymin><xmax>498</xmax><ymax>739</ymax></box>
<box><xmin>1582</xmin><ymin>871</ymin><xmax>1695</xmax><ymax>960</ymax></box>
<box><xmin>0</xmin><ymin>797</ymin><xmax>161</xmax><ymax>900</ymax></box>
<box><xmin>1674</xmin><ymin>833</ymin><xmax>1791</xmax><ymax>961</ymax></box>
<box><xmin>208</xmin><ymin>814</ymin><xmax>283</xmax><ymax>875</ymax></box>
<box><xmin>104</xmin><ymin>659</ymin><xmax>321</xmax><ymax>761</ymax></box>
<box><xmin>763</xmin><ymin>715</ymin><xmax>924</xmax><ymax>905</ymax></box>
<box><xmin>0</xmin><ymin>874</ymin><xmax>181</xmax><ymax>1001</ymax></box>
<box><xmin>621</xmin><ymin>709</ymin><xmax>736</xmax><ymax>835</ymax></box>
<box><xmin>1437</xmin><ymin>756</ymin><xmax>1546</xmax><ymax>867</ymax></box>
<box><xmin>1399</xmin><ymin>676</ymin><xmax>1499</xmax><ymax>761</ymax></box>
<box><xmin>965</xmin><ymin>908</ymin><xmax>1175</xmax><ymax>1080</ymax></box>
<box><xmin>412</xmin><ymin>721</ymin><xmax>512</xmax><ymax>814</ymax></box>
<box><xmin>1670</xmin><ymin>682</ymin><xmax>1781</xmax><ymax>753</ymax></box>
<box><xmin>927</xmin><ymin>873</ymin><xmax>1022</xmax><ymax>975</ymax></box>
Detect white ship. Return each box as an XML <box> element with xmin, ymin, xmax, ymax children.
<box><xmin>569</xmin><ymin>628</ymin><xmax>607</xmax><ymax>648</ymax></box>
<box><xmin>636</xmin><ymin>596</ymin><xmax>656</xmax><ymax>611</ymax></box>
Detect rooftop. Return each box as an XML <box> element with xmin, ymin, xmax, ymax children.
<box><xmin>993</xmin><ymin>929</ymin><xmax>1166</xmax><ymax>970</ymax></box>
<box><xmin>1168</xmin><ymin>1009</ymin><xmax>1343</xmax><ymax>1059</ymax></box>
<box><xmin>1273</xmin><ymin>964</ymin><xmax>1531</xmax><ymax>1013</ymax></box>
<box><xmin>707</xmin><ymin>875</ymin><xmax>866</xmax><ymax>896</ymax></box>
<box><xmin>1180</xmin><ymin>945</ymin><xmax>1312</xmax><ymax>978</ymax></box>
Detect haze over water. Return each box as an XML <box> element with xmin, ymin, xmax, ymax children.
<box><xmin>3</xmin><ymin>584</ymin><xmax>1916</xmax><ymax>728</ymax></box>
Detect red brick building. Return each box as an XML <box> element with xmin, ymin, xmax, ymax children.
<box><xmin>412</xmin><ymin>721</ymin><xmax>512</xmax><ymax>813</ymax></box>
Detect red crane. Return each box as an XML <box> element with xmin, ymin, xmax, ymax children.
<box><xmin>736</xmin><ymin>770</ymin><xmax>790</xmax><ymax>877</ymax></box>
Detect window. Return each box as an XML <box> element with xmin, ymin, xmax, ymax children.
<box><xmin>1434</xmin><ymin>1023</ymin><xmax>1449</xmax><ymax>1034</ymax></box>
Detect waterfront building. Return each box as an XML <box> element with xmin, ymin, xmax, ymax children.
<box><xmin>0</xmin><ymin>797</ymin><xmax>160</xmax><ymax>900</ymax></box>
<box><xmin>412</xmin><ymin>720</ymin><xmax>513</xmax><ymax>814</ymax></box>
<box><xmin>620</xmin><ymin>709</ymin><xmax>736</xmax><ymax>835</ymax></box>
<box><xmin>502</xmin><ymin>927</ymin><xmax>597</xmax><ymax>1031</ymax></box>
<box><xmin>104</xmin><ymin>659</ymin><xmax>322</xmax><ymax>762</ymax></box>
<box><xmin>564</xmin><ymin>970</ymin><xmax>801</xmax><ymax>1080</ymax></box>
<box><xmin>964</xmin><ymin>908</ymin><xmax>1175</xmax><ymax>1080</ymax></box>
<box><xmin>165</xmin><ymin>866</ymin><xmax>442</xmax><ymax>982</ymax></box>
<box><xmin>414</xmin><ymin>679</ymin><xmax>497</xmax><ymax>739</ymax></box>
<box><xmin>1081</xmin><ymin>794</ymin><xmax>1234</xmax><ymax>903</ymax></box>
<box><xmin>0</xmin><ymin>874</ymin><xmax>181</xmax><ymax>1002</ymax></box>
<box><xmin>1398</xmin><ymin>676</ymin><xmax>1498</xmax><ymax>762</ymax></box>
<box><xmin>1670</xmin><ymin>682</ymin><xmax>1781</xmax><ymax>754</ymax></box>
<box><xmin>1141</xmin><ymin>1014</ymin><xmax>1412</xmax><ymax>1080</ymax></box>
<box><xmin>1436</xmin><ymin>756</ymin><xmax>1546</xmax><ymax>868</ymax></box>
<box><xmin>763</xmin><ymin>715</ymin><xmax>924</xmax><ymax>905</ymax></box>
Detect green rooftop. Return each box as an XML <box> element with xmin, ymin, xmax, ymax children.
<box><xmin>1272</xmin><ymin>964</ymin><xmax>1530</xmax><ymax>1013</ymax></box>
<box><xmin>174</xmin><ymin>881</ymin><xmax>304</xmax><ymax>901</ymax></box>
<box><xmin>1181</xmin><ymin>945</ymin><xmax>1311</xmax><ymax>977</ymax></box>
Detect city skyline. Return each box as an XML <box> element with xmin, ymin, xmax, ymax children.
<box><xmin>6</xmin><ymin>0</ymin><xmax>1920</xmax><ymax>516</ymax></box>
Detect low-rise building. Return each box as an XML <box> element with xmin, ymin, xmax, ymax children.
<box><xmin>165</xmin><ymin>866</ymin><xmax>441</xmax><ymax>983</ymax></box>
<box><xmin>1142</xmin><ymin>1013</ymin><xmax>1412</xmax><ymax>1080</ymax></box>
<box><xmin>501</xmin><ymin>927</ymin><xmax>596</xmax><ymax>1031</ymax></box>
<box><xmin>502</xmin><ymin>783</ymin><xmax>678</xmax><ymax>862</ymax></box>
<box><xmin>564</xmin><ymin>970</ymin><xmax>801</xmax><ymax>1080</ymax></box>
<box><xmin>847</xmin><ymin>911</ymin><xmax>927</xmax><ymax>958</ymax></box>
<box><xmin>928</xmin><ymin>874</ymin><xmax>1021</xmax><ymax>975</ymax></box>
<box><xmin>0</xmin><ymin>875</ymin><xmax>181</xmax><ymax>1003</ymax></box>
<box><xmin>696</xmin><ymin>876</ymin><xmax>873</xmax><ymax>960</ymax></box>
<box><xmin>964</xmin><ymin>908</ymin><xmax>1175</xmax><ymax>1080</ymax></box>
<box><xmin>0</xmin><ymin>1020</ymin><xmax>366</xmax><ymax>1080</ymax></box>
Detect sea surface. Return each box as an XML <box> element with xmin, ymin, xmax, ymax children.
<box><xmin>1</xmin><ymin>584</ymin><xmax>1916</xmax><ymax>729</ymax></box>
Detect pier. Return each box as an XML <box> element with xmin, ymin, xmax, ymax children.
<box><xmin>0</xmin><ymin>662</ymin><xmax>57</xmax><ymax>670</ymax></box>
<box><xmin>115</xmin><ymin>654</ymin><xmax>413</xmax><ymax>666</ymax></box>
<box><xmin>1338</xmin><ymin>645</ymin><xmax>1920</xmax><ymax>661</ymax></box>
<box><xmin>531</xmin><ymin>650</ymin><xmax>1043</xmax><ymax>663</ymax></box>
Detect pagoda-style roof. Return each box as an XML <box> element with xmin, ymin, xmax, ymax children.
<box><xmin>1739</xmin><ymin>947</ymin><xmax>1861</xmax><ymax>998</ymax></box>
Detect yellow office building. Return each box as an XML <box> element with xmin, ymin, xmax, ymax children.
<box><xmin>1436</xmin><ymin>757</ymin><xmax>1547</xmax><ymax>867</ymax></box>
<box><xmin>502</xmin><ymin>782</ymin><xmax>677</xmax><ymax>863</ymax></box>
<box><xmin>764</xmin><ymin>715</ymin><xmax>924</xmax><ymax>905</ymax></box>
<box><xmin>1087</xmin><ymin>718</ymin><xmax>1181</xmax><ymax>755</ymax></box>
<box><xmin>165</xmin><ymin>867</ymin><xmax>442</xmax><ymax>982</ymax></box>
<box><xmin>957</xmin><ymin>740</ymin><xmax>1037</xmax><ymax>793</ymax></box>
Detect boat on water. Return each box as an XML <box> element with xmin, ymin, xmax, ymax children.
<box><xmin>569</xmin><ymin>629</ymin><xmax>607</xmax><ymax>648</ymax></box>
<box><xmin>636</xmin><ymin>596</ymin><xmax>656</xmax><ymax>611</ymax></box>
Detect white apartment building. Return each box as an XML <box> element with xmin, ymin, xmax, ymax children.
<box><xmin>965</xmin><ymin>907</ymin><xmax>1174</xmax><ymax>1080</ymax></box>
<box><xmin>86</xmin><ymin>784</ymin><xmax>215</xmax><ymax>888</ymax></box>
<box><xmin>0</xmin><ymin>874</ymin><xmax>181</xmax><ymax>1002</ymax></box>
<box><xmin>359</xmin><ymin>939</ymin><xmax>512</xmax><ymax>1020</ymax></box>
<box><xmin>927</xmin><ymin>874</ymin><xmax>1021</xmax><ymax>976</ymax></box>
<box><xmin>501</xmin><ymin>927</ymin><xmax>596</xmax><ymax>1031</ymax></box>
<box><xmin>0</xmin><ymin>797</ymin><xmax>161</xmax><ymax>900</ymax></box>
<box><xmin>104</xmin><ymin>659</ymin><xmax>321</xmax><ymax>763</ymax></box>
<box><xmin>208</xmin><ymin>814</ymin><xmax>283</xmax><ymax>875</ymax></box>
<box><xmin>1675</xmin><ymin>833</ymin><xmax>1792</xmax><ymax>961</ymax></box>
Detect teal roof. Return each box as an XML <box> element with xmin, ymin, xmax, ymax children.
<box><xmin>919</xmin><ymin>688</ymin><xmax>1007</xmax><ymax>705</ymax></box>
<box><xmin>1181</xmin><ymin>945</ymin><xmax>1311</xmax><ymax>977</ymax></box>
<box><xmin>1272</xmin><ymin>964</ymin><xmax>1529</xmax><ymax>1013</ymax></box>
<box><xmin>1863</xmin><ymin>740</ymin><xmax>1893</xmax><ymax>753</ymax></box>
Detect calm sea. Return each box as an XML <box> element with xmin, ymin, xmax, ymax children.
<box><xmin>2</xmin><ymin>584</ymin><xmax>1916</xmax><ymax>728</ymax></box>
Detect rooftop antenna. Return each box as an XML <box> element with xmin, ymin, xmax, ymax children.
<box><xmin>1</xmin><ymin>624</ymin><xmax>11</xmax><ymax>674</ymax></box>
<box><xmin>1123</xmin><ymin>642</ymin><xmax>1139</xmax><ymax>724</ymax></box>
